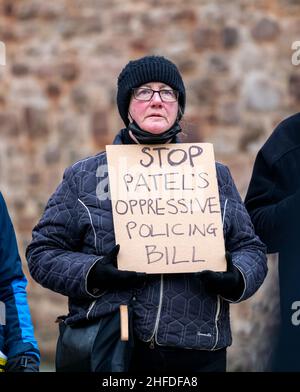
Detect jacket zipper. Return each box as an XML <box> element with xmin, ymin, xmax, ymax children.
<box><xmin>210</xmin><ymin>198</ymin><xmax>226</xmax><ymax>349</ymax></box>
<box><xmin>149</xmin><ymin>274</ymin><xmax>164</xmax><ymax>348</ymax></box>
<box><xmin>86</xmin><ymin>300</ymin><xmax>96</xmax><ymax>320</ymax></box>
<box><xmin>210</xmin><ymin>197</ymin><xmax>227</xmax><ymax>349</ymax></box>
<box><xmin>212</xmin><ymin>295</ymin><xmax>221</xmax><ymax>350</ymax></box>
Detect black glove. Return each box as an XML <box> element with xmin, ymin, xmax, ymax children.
<box><xmin>5</xmin><ymin>354</ymin><xmax>39</xmax><ymax>372</ymax></box>
<box><xmin>195</xmin><ymin>252</ymin><xmax>244</xmax><ymax>301</ymax></box>
<box><xmin>87</xmin><ymin>244</ymin><xmax>146</xmax><ymax>292</ymax></box>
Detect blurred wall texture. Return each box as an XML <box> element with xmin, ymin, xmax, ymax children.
<box><xmin>1</xmin><ymin>0</ymin><xmax>299</xmax><ymax>370</ymax></box>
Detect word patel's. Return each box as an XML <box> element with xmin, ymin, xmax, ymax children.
<box><xmin>145</xmin><ymin>245</ymin><xmax>206</xmax><ymax>265</ymax></box>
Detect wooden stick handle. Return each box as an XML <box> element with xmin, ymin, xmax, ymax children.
<box><xmin>120</xmin><ymin>304</ymin><xmax>129</xmax><ymax>341</ymax></box>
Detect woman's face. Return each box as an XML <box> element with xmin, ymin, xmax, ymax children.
<box><xmin>128</xmin><ymin>82</ymin><xmax>179</xmax><ymax>134</ymax></box>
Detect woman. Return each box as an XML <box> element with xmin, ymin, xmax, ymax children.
<box><xmin>26</xmin><ymin>55</ymin><xmax>267</xmax><ymax>372</ymax></box>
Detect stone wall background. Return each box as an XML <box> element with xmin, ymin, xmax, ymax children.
<box><xmin>1</xmin><ymin>0</ymin><xmax>299</xmax><ymax>371</ymax></box>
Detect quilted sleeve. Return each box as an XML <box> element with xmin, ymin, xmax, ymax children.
<box><xmin>219</xmin><ymin>165</ymin><xmax>268</xmax><ymax>302</ymax></box>
<box><xmin>26</xmin><ymin>166</ymin><xmax>102</xmax><ymax>299</ymax></box>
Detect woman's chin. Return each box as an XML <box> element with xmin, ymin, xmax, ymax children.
<box><xmin>142</xmin><ymin>123</ymin><xmax>168</xmax><ymax>134</ymax></box>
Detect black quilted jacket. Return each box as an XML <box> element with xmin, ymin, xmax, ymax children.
<box><xmin>26</xmin><ymin>131</ymin><xmax>267</xmax><ymax>350</ymax></box>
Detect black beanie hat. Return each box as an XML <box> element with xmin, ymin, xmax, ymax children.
<box><xmin>117</xmin><ymin>55</ymin><xmax>186</xmax><ymax>126</ymax></box>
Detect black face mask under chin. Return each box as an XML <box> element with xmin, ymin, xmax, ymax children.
<box><xmin>127</xmin><ymin>120</ymin><xmax>182</xmax><ymax>144</ymax></box>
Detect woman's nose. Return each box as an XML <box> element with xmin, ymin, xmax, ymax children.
<box><xmin>150</xmin><ymin>91</ymin><xmax>163</xmax><ymax>104</ymax></box>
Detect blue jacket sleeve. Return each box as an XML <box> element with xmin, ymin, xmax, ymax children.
<box><xmin>218</xmin><ymin>165</ymin><xmax>268</xmax><ymax>302</ymax></box>
<box><xmin>0</xmin><ymin>193</ymin><xmax>40</xmax><ymax>359</ymax></box>
<box><xmin>26</xmin><ymin>166</ymin><xmax>102</xmax><ymax>299</ymax></box>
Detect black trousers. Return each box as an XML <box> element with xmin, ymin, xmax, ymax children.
<box><xmin>129</xmin><ymin>339</ymin><xmax>227</xmax><ymax>372</ymax></box>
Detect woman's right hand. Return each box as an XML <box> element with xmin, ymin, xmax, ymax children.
<box><xmin>87</xmin><ymin>245</ymin><xmax>146</xmax><ymax>291</ymax></box>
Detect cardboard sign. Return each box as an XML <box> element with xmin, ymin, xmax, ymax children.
<box><xmin>106</xmin><ymin>143</ymin><xmax>226</xmax><ymax>273</ymax></box>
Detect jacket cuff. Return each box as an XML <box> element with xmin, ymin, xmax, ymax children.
<box><xmin>221</xmin><ymin>263</ymin><xmax>246</xmax><ymax>303</ymax></box>
<box><xmin>23</xmin><ymin>351</ymin><xmax>40</xmax><ymax>363</ymax></box>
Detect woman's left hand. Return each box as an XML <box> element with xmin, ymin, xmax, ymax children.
<box><xmin>195</xmin><ymin>252</ymin><xmax>244</xmax><ymax>301</ymax></box>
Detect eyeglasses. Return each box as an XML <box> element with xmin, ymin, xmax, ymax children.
<box><xmin>132</xmin><ymin>87</ymin><xmax>178</xmax><ymax>102</ymax></box>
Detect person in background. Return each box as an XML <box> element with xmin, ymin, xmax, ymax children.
<box><xmin>26</xmin><ymin>55</ymin><xmax>267</xmax><ymax>372</ymax></box>
<box><xmin>245</xmin><ymin>112</ymin><xmax>300</xmax><ymax>371</ymax></box>
<box><xmin>0</xmin><ymin>192</ymin><xmax>40</xmax><ymax>372</ymax></box>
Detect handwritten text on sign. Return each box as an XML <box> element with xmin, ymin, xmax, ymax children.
<box><xmin>106</xmin><ymin>143</ymin><xmax>226</xmax><ymax>273</ymax></box>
